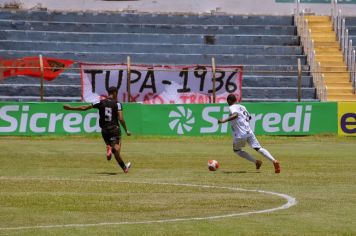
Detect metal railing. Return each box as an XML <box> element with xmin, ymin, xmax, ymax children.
<box><xmin>351</xmin><ymin>56</ymin><xmax>356</xmax><ymax>94</ymax></box>
<box><xmin>295</xmin><ymin>6</ymin><xmax>328</xmax><ymax>101</ymax></box>
<box><xmin>331</xmin><ymin>0</ymin><xmax>356</xmax><ymax>94</ymax></box>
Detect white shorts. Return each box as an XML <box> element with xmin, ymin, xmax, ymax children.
<box><xmin>233</xmin><ymin>133</ymin><xmax>261</xmax><ymax>150</ymax></box>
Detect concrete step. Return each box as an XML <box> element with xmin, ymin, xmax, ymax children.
<box><xmin>311</xmin><ymin>35</ymin><xmax>336</xmax><ymax>40</ymax></box>
<box><xmin>0</xmin><ymin>50</ymin><xmax>308</xmax><ymax>65</ymax></box>
<box><xmin>314</xmin><ymin>41</ymin><xmax>340</xmax><ymax>47</ymax></box>
<box><xmin>326</xmin><ymin>87</ymin><xmax>354</xmax><ymax>93</ymax></box>
<box><xmin>324</xmin><ymin>81</ymin><xmax>352</xmax><ymax>87</ymax></box>
<box><xmin>314</xmin><ymin>51</ymin><xmax>342</xmax><ymax>56</ymax></box>
<box><xmin>0</xmin><ymin>95</ymin><xmax>81</xmax><ymax>102</ymax></box>
<box><xmin>0</xmin><ymin>30</ymin><xmax>301</xmax><ymax>45</ymax></box>
<box><xmin>327</xmin><ymin>94</ymin><xmax>356</xmax><ymax>101</ymax></box>
<box><xmin>314</xmin><ymin>46</ymin><xmax>340</xmax><ymax>52</ymax></box>
<box><xmin>0</xmin><ymin>11</ymin><xmax>295</xmax><ymax>25</ymax></box>
<box><xmin>242</xmin><ymin>87</ymin><xmax>316</xmax><ymax>99</ymax></box>
<box><xmin>307</xmin><ymin>22</ymin><xmax>332</xmax><ymax>27</ymax></box>
<box><xmin>315</xmin><ymin>56</ymin><xmax>344</xmax><ymax>61</ymax></box>
<box><xmin>324</xmin><ymin>78</ymin><xmax>350</xmax><ymax>83</ymax></box>
<box><xmin>320</xmin><ymin>66</ymin><xmax>348</xmax><ymax>72</ymax></box>
<box><xmin>323</xmin><ymin>71</ymin><xmax>350</xmax><ymax>78</ymax></box>
<box><xmin>0</xmin><ymin>20</ymin><xmax>298</xmax><ymax>35</ymax></box>
<box><xmin>0</xmin><ymin>40</ymin><xmax>304</xmax><ymax>55</ymax></box>
<box><xmin>244</xmin><ymin>65</ymin><xmax>310</xmax><ymax>76</ymax></box>
<box><xmin>310</xmin><ymin>32</ymin><xmax>336</xmax><ymax>37</ymax></box>
<box><xmin>323</xmin><ymin>74</ymin><xmax>350</xmax><ymax>81</ymax></box>
<box><xmin>304</xmin><ymin>16</ymin><xmax>331</xmax><ymax>22</ymax></box>
<box><xmin>0</xmin><ymin>84</ymin><xmax>81</xmax><ymax>97</ymax></box>
<box><xmin>319</xmin><ymin>61</ymin><xmax>345</xmax><ymax>66</ymax></box>
<box><xmin>306</xmin><ymin>17</ymin><xmax>331</xmax><ymax>23</ymax></box>
<box><xmin>243</xmin><ymin>76</ymin><xmax>314</xmax><ymax>87</ymax></box>
<box><xmin>316</xmin><ymin>55</ymin><xmax>344</xmax><ymax>61</ymax></box>
<box><xmin>315</xmin><ymin>53</ymin><xmax>342</xmax><ymax>58</ymax></box>
<box><xmin>312</xmin><ymin>36</ymin><xmax>338</xmax><ymax>42</ymax></box>
<box><xmin>310</xmin><ymin>27</ymin><xmax>333</xmax><ymax>32</ymax></box>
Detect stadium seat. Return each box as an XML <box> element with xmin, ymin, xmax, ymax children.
<box><xmin>0</xmin><ymin>9</ymin><xmax>316</xmax><ymax>102</ymax></box>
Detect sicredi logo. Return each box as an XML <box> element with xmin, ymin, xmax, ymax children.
<box><xmin>168</xmin><ymin>105</ymin><xmax>313</xmax><ymax>135</ymax></box>
<box><xmin>0</xmin><ymin>105</ymin><xmax>100</xmax><ymax>133</ymax></box>
<box><xmin>199</xmin><ymin>105</ymin><xmax>313</xmax><ymax>134</ymax></box>
<box><xmin>340</xmin><ymin>113</ymin><xmax>356</xmax><ymax>134</ymax></box>
<box><xmin>168</xmin><ymin>106</ymin><xmax>195</xmax><ymax>134</ymax></box>
<box><xmin>251</xmin><ymin>105</ymin><xmax>312</xmax><ymax>133</ymax></box>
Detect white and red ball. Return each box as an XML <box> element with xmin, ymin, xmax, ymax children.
<box><xmin>208</xmin><ymin>160</ymin><xmax>219</xmax><ymax>171</ymax></box>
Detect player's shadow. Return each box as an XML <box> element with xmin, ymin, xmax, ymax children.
<box><xmin>95</xmin><ymin>172</ymin><xmax>119</xmax><ymax>176</ymax></box>
<box><xmin>222</xmin><ymin>170</ymin><xmax>260</xmax><ymax>174</ymax></box>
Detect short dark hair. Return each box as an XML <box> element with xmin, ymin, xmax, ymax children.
<box><xmin>107</xmin><ymin>86</ymin><xmax>117</xmax><ymax>95</ymax></box>
<box><xmin>227</xmin><ymin>94</ymin><xmax>237</xmax><ymax>103</ymax></box>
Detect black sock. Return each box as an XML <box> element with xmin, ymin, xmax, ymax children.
<box><xmin>118</xmin><ymin>160</ymin><xmax>126</xmax><ymax>170</ymax></box>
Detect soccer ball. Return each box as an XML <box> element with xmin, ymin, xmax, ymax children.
<box><xmin>208</xmin><ymin>160</ymin><xmax>219</xmax><ymax>171</ymax></box>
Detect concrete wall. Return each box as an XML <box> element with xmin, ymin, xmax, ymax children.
<box><xmin>0</xmin><ymin>0</ymin><xmax>355</xmax><ymax>16</ymax></box>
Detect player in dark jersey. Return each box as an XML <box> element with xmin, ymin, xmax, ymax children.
<box><xmin>63</xmin><ymin>86</ymin><xmax>131</xmax><ymax>173</ymax></box>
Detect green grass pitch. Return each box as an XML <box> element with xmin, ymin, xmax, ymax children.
<box><xmin>0</xmin><ymin>135</ymin><xmax>355</xmax><ymax>235</ymax></box>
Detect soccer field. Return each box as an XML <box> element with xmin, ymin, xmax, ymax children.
<box><xmin>0</xmin><ymin>135</ymin><xmax>355</xmax><ymax>235</ymax></box>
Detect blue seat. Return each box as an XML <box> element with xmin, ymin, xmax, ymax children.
<box><xmin>0</xmin><ymin>50</ymin><xmax>307</xmax><ymax>65</ymax></box>
<box><xmin>0</xmin><ymin>20</ymin><xmax>297</xmax><ymax>35</ymax></box>
<box><xmin>243</xmin><ymin>75</ymin><xmax>314</xmax><ymax>87</ymax></box>
<box><xmin>0</xmin><ymin>41</ymin><xmax>303</xmax><ymax>55</ymax></box>
<box><xmin>0</xmin><ymin>10</ymin><xmax>294</xmax><ymax>25</ymax></box>
<box><xmin>0</xmin><ymin>30</ymin><xmax>300</xmax><ymax>46</ymax></box>
<box><xmin>345</xmin><ymin>17</ymin><xmax>356</xmax><ymax>26</ymax></box>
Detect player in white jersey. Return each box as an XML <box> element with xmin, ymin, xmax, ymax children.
<box><xmin>218</xmin><ymin>94</ymin><xmax>281</xmax><ymax>173</ymax></box>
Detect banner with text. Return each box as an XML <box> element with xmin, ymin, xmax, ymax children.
<box><xmin>0</xmin><ymin>102</ymin><xmax>337</xmax><ymax>136</ymax></box>
<box><xmin>80</xmin><ymin>64</ymin><xmax>242</xmax><ymax>104</ymax></box>
<box><xmin>338</xmin><ymin>102</ymin><xmax>356</xmax><ymax>136</ymax></box>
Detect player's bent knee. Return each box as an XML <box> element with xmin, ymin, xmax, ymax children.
<box><xmin>233</xmin><ymin>148</ymin><xmax>241</xmax><ymax>153</ymax></box>
<box><xmin>112</xmin><ymin>145</ymin><xmax>121</xmax><ymax>154</ymax></box>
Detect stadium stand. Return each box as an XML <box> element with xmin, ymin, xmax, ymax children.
<box><xmin>346</xmin><ymin>17</ymin><xmax>356</xmax><ymax>50</ymax></box>
<box><xmin>300</xmin><ymin>15</ymin><xmax>356</xmax><ymax>101</ymax></box>
<box><xmin>0</xmin><ymin>9</ymin><xmax>316</xmax><ymax>102</ymax></box>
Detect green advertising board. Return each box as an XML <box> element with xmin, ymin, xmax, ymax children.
<box><xmin>0</xmin><ymin>102</ymin><xmax>142</xmax><ymax>136</ymax></box>
<box><xmin>140</xmin><ymin>102</ymin><xmax>337</xmax><ymax>135</ymax></box>
<box><xmin>0</xmin><ymin>102</ymin><xmax>337</xmax><ymax>136</ymax></box>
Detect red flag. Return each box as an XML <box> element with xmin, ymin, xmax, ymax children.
<box><xmin>0</xmin><ymin>56</ymin><xmax>74</xmax><ymax>81</ymax></box>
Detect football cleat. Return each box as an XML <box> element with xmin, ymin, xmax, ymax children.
<box><xmin>106</xmin><ymin>145</ymin><xmax>112</xmax><ymax>161</ymax></box>
<box><xmin>255</xmin><ymin>160</ymin><xmax>262</xmax><ymax>170</ymax></box>
<box><xmin>273</xmin><ymin>160</ymin><xmax>281</xmax><ymax>174</ymax></box>
<box><xmin>124</xmin><ymin>162</ymin><xmax>131</xmax><ymax>173</ymax></box>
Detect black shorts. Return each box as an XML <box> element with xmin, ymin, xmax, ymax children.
<box><xmin>101</xmin><ymin>127</ymin><xmax>121</xmax><ymax>145</ymax></box>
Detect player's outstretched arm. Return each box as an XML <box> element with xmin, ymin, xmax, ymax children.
<box><xmin>63</xmin><ymin>104</ymin><xmax>93</xmax><ymax>111</ymax></box>
<box><xmin>218</xmin><ymin>113</ymin><xmax>238</xmax><ymax>124</ymax></box>
<box><xmin>118</xmin><ymin>111</ymin><xmax>131</xmax><ymax>136</ymax></box>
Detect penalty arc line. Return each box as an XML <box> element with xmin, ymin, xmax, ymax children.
<box><xmin>0</xmin><ymin>177</ymin><xmax>297</xmax><ymax>231</ymax></box>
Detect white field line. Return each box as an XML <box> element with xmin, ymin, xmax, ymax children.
<box><xmin>4</xmin><ymin>150</ymin><xmax>210</xmax><ymax>155</ymax></box>
<box><xmin>0</xmin><ymin>176</ymin><xmax>297</xmax><ymax>231</ymax></box>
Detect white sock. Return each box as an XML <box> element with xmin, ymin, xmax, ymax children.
<box><xmin>235</xmin><ymin>150</ymin><xmax>256</xmax><ymax>163</ymax></box>
<box><xmin>258</xmin><ymin>148</ymin><xmax>276</xmax><ymax>162</ymax></box>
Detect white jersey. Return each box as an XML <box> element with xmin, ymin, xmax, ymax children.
<box><xmin>229</xmin><ymin>104</ymin><xmax>253</xmax><ymax>138</ymax></box>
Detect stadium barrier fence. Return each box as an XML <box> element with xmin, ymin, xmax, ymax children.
<box><xmin>332</xmin><ymin>0</ymin><xmax>356</xmax><ymax>93</ymax></box>
<box><xmin>0</xmin><ymin>101</ymin><xmax>346</xmax><ymax>136</ymax></box>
